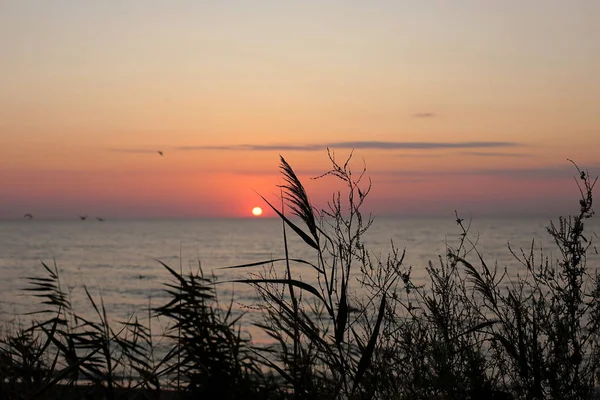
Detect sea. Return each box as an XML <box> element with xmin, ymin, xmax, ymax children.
<box><xmin>1</xmin><ymin>215</ymin><xmax>599</xmax><ymax>344</ymax></box>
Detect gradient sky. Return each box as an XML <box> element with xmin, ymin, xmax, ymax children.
<box><xmin>1</xmin><ymin>1</ymin><xmax>599</xmax><ymax>219</ymax></box>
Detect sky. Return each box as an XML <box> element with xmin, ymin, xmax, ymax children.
<box><xmin>1</xmin><ymin>1</ymin><xmax>599</xmax><ymax>219</ymax></box>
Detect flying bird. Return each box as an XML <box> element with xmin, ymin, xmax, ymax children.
<box><xmin>24</xmin><ymin>213</ymin><xmax>33</xmax><ymax>220</ymax></box>
<box><xmin>157</xmin><ymin>150</ymin><xmax>163</xmax><ymax>156</ymax></box>
<box><xmin>79</xmin><ymin>215</ymin><xmax>88</xmax><ymax>221</ymax></box>
<box><xmin>96</xmin><ymin>217</ymin><xmax>105</xmax><ymax>222</ymax></box>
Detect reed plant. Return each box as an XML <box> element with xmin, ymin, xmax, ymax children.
<box><xmin>219</xmin><ymin>151</ymin><xmax>403</xmax><ymax>399</ymax></box>
<box><xmin>450</xmin><ymin>162</ymin><xmax>600</xmax><ymax>399</ymax></box>
<box><xmin>0</xmin><ymin>260</ymin><xmax>273</xmax><ymax>399</ymax></box>
<box><xmin>153</xmin><ymin>261</ymin><xmax>278</xmax><ymax>399</ymax></box>
<box><xmin>0</xmin><ymin>260</ymin><xmax>163</xmax><ymax>399</ymax></box>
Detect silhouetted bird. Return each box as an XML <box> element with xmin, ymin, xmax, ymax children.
<box><xmin>157</xmin><ymin>150</ymin><xmax>163</xmax><ymax>156</ymax></box>
<box><xmin>96</xmin><ymin>217</ymin><xmax>105</xmax><ymax>221</ymax></box>
<box><xmin>79</xmin><ymin>215</ymin><xmax>88</xmax><ymax>221</ymax></box>
<box><xmin>24</xmin><ymin>213</ymin><xmax>33</xmax><ymax>220</ymax></box>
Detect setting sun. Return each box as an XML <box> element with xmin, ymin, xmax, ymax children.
<box><xmin>251</xmin><ymin>207</ymin><xmax>263</xmax><ymax>217</ymax></box>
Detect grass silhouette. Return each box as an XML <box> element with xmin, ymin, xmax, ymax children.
<box><xmin>1</xmin><ymin>153</ymin><xmax>598</xmax><ymax>399</ymax></box>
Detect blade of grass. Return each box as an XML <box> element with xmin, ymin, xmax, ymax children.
<box><xmin>351</xmin><ymin>293</ymin><xmax>386</xmax><ymax>396</ymax></box>
<box><xmin>221</xmin><ymin>278</ymin><xmax>325</xmax><ymax>303</ymax></box>
<box><xmin>217</xmin><ymin>258</ymin><xmax>324</xmax><ymax>274</ymax></box>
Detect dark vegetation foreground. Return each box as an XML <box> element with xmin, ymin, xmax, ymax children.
<box><xmin>1</xmin><ymin>153</ymin><xmax>599</xmax><ymax>399</ymax></box>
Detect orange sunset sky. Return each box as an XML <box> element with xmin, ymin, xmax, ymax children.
<box><xmin>1</xmin><ymin>1</ymin><xmax>599</xmax><ymax>219</ymax></box>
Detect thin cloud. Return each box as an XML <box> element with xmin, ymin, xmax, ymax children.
<box><xmin>460</xmin><ymin>151</ymin><xmax>529</xmax><ymax>157</ymax></box>
<box><xmin>178</xmin><ymin>141</ymin><xmax>520</xmax><ymax>152</ymax></box>
<box><xmin>179</xmin><ymin>144</ymin><xmax>323</xmax><ymax>151</ymax></box>
<box><xmin>372</xmin><ymin>165</ymin><xmax>600</xmax><ymax>181</ymax></box>
<box><xmin>413</xmin><ymin>112</ymin><xmax>436</xmax><ymax>118</ymax></box>
<box><xmin>337</xmin><ymin>141</ymin><xmax>518</xmax><ymax>150</ymax></box>
<box><xmin>108</xmin><ymin>148</ymin><xmax>162</xmax><ymax>154</ymax></box>
<box><xmin>473</xmin><ymin>166</ymin><xmax>600</xmax><ymax>180</ymax></box>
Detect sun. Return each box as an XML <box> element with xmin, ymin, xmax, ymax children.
<box><xmin>251</xmin><ymin>206</ymin><xmax>263</xmax><ymax>217</ymax></box>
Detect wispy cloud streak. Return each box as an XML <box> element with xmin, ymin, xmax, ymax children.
<box><xmin>460</xmin><ymin>151</ymin><xmax>528</xmax><ymax>157</ymax></box>
<box><xmin>178</xmin><ymin>141</ymin><xmax>520</xmax><ymax>152</ymax></box>
<box><xmin>179</xmin><ymin>144</ymin><xmax>323</xmax><ymax>151</ymax></box>
<box><xmin>373</xmin><ymin>165</ymin><xmax>600</xmax><ymax>181</ymax></box>
<box><xmin>108</xmin><ymin>148</ymin><xmax>161</xmax><ymax>154</ymax></box>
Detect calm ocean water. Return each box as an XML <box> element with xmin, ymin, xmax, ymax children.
<box><xmin>1</xmin><ymin>216</ymin><xmax>598</xmax><ymax>343</ymax></box>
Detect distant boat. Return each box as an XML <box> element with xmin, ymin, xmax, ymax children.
<box><xmin>23</xmin><ymin>213</ymin><xmax>33</xmax><ymax>220</ymax></box>
<box><xmin>79</xmin><ymin>215</ymin><xmax>88</xmax><ymax>221</ymax></box>
<box><xmin>96</xmin><ymin>217</ymin><xmax>105</xmax><ymax>221</ymax></box>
